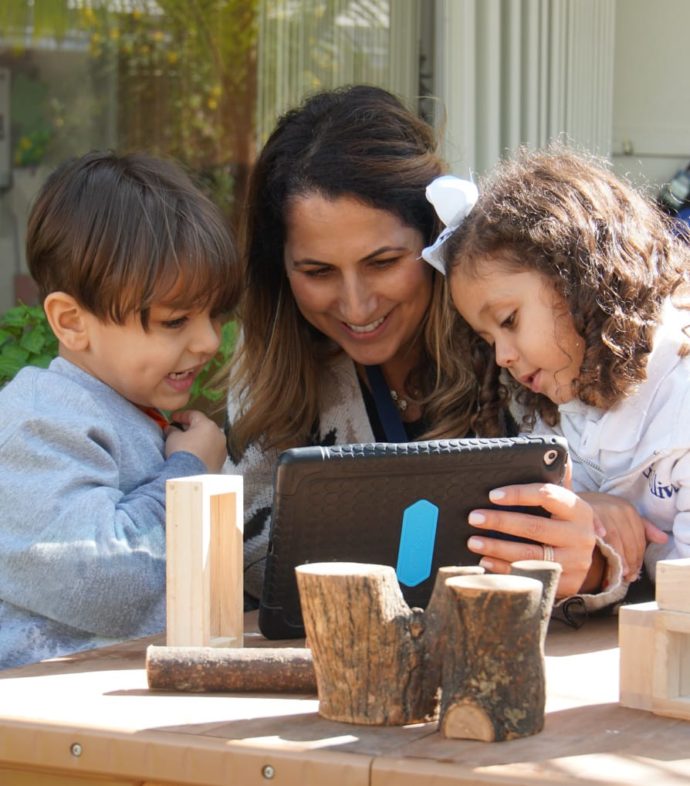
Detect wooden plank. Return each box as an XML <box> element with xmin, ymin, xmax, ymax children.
<box><xmin>166</xmin><ymin>475</ymin><xmax>243</xmax><ymax>648</ymax></box>
<box><xmin>0</xmin><ymin>769</ymin><xmax>136</xmax><ymax>786</ymax></box>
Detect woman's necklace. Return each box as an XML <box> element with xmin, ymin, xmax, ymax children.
<box><xmin>389</xmin><ymin>389</ymin><xmax>409</xmax><ymax>413</ymax></box>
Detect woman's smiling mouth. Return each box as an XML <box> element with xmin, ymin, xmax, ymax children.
<box><xmin>343</xmin><ymin>315</ymin><xmax>387</xmax><ymax>334</ymax></box>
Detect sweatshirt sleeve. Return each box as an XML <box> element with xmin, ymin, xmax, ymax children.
<box><xmin>645</xmin><ymin>450</ymin><xmax>690</xmax><ymax>581</ymax></box>
<box><xmin>0</xmin><ymin>383</ymin><xmax>206</xmax><ymax>639</ymax></box>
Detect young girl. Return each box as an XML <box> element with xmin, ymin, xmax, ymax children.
<box><xmin>437</xmin><ymin>145</ymin><xmax>689</xmax><ymax>585</ymax></box>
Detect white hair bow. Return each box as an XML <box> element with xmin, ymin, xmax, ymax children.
<box><xmin>421</xmin><ymin>175</ymin><xmax>478</xmax><ymax>275</ymax></box>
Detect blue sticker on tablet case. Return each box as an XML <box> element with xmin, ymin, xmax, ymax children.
<box><xmin>396</xmin><ymin>499</ymin><xmax>438</xmax><ymax>587</ymax></box>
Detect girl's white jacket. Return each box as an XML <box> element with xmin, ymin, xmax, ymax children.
<box><xmin>533</xmin><ymin>300</ymin><xmax>690</xmax><ymax>581</ymax></box>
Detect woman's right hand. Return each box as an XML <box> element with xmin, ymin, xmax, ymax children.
<box><xmin>466</xmin><ymin>482</ymin><xmax>597</xmax><ymax>598</ymax></box>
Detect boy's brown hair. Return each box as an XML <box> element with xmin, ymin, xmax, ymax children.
<box><xmin>28</xmin><ymin>151</ymin><xmax>240</xmax><ymax>327</ymax></box>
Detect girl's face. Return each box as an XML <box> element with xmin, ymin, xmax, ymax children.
<box><xmin>284</xmin><ymin>193</ymin><xmax>433</xmax><ymax>370</ymax></box>
<box><xmin>450</xmin><ymin>258</ymin><xmax>584</xmax><ymax>405</ymax></box>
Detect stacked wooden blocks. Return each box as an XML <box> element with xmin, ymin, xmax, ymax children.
<box><xmin>619</xmin><ymin>558</ymin><xmax>690</xmax><ymax>720</ymax></box>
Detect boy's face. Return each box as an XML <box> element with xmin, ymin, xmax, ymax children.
<box><xmin>450</xmin><ymin>259</ymin><xmax>584</xmax><ymax>406</ymax></box>
<box><xmin>74</xmin><ymin>304</ymin><xmax>222</xmax><ymax>411</ymax></box>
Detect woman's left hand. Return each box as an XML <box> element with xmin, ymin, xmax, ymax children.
<box><xmin>466</xmin><ymin>482</ymin><xmax>597</xmax><ymax>598</ymax></box>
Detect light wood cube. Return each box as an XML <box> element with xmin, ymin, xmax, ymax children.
<box><xmin>656</xmin><ymin>558</ymin><xmax>690</xmax><ymax>614</ymax></box>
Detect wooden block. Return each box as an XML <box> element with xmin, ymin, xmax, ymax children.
<box><xmin>619</xmin><ymin>602</ymin><xmax>658</xmax><ymax>711</ymax></box>
<box><xmin>166</xmin><ymin>475</ymin><xmax>243</xmax><ymax>648</ymax></box>
<box><xmin>652</xmin><ymin>608</ymin><xmax>690</xmax><ymax>721</ymax></box>
<box><xmin>620</xmin><ymin>602</ymin><xmax>690</xmax><ymax>720</ymax></box>
<box><xmin>656</xmin><ymin>558</ymin><xmax>690</xmax><ymax>614</ymax></box>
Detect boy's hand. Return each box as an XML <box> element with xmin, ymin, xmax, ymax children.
<box><xmin>579</xmin><ymin>492</ymin><xmax>668</xmax><ymax>581</ymax></box>
<box><xmin>164</xmin><ymin>410</ymin><xmax>227</xmax><ymax>473</ymax></box>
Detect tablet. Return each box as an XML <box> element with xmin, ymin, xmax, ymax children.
<box><xmin>259</xmin><ymin>435</ymin><xmax>568</xmax><ymax>639</ymax></box>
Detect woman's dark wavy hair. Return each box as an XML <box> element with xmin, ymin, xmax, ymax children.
<box><xmin>231</xmin><ymin>85</ymin><xmax>480</xmax><ymax>453</ymax></box>
<box><xmin>446</xmin><ymin>144</ymin><xmax>690</xmax><ymax>434</ymax></box>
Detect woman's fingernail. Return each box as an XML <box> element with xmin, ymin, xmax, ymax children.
<box><xmin>468</xmin><ymin>536</ymin><xmax>485</xmax><ymax>552</ymax></box>
<box><xmin>489</xmin><ymin>488</ymin><xmax>506</xmax><ymax>501</ymax></box>
<box><xmin>468</xmin><ymin>511</ymin><xmax>486</xmax><ymax>525</ymax></box>
<box><xmin>480</xmin><ymin>558</ymin><xmax>495</xmax><ymax>571</ymax></box>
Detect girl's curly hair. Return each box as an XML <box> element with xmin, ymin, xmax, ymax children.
<box><xmin>445</xmin><ymin>144</ymin><xmax>690</xmax><ymax>435</ymax></box>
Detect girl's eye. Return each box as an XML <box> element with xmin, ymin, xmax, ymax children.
<box><xmin>162</xmin><ymin>316</ymin><xmax>188</xmax><ymax>329</ymax></box>
<box><xmin>500</xmin><ymin>311</ymin><xmax>516</xmax><ymax>329</ymax></box>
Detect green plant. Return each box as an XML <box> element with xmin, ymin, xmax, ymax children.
<box><xmin>187</xmin><ymin>320</ymin><xmax>237</xmax><ymax>414</ymax></box>
<box><xmin>0</xmin><ymin>305</ymin><xmax>58</xmax><ymax>385</ymax></box>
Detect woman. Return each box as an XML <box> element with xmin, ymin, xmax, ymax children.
<box><xmin>226</xmin><ymin>85</ymin><xmax>626</xmax><ymax>610</ymax></box>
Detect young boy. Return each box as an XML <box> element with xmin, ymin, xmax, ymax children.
<box><xmin>0</xmin><ymin>151</ymin><xmax>240</xmax><ymax>670</ymax></box>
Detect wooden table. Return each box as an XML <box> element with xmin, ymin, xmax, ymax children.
<box><xmin>0</xmin><ymin>614</ymin><xmax>688</xmax><ymax>786</ymax></box>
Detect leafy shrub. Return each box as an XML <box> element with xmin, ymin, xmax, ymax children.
<box><xmin>0</xmin><ymin>305</ymin><xmax>58</xmax><ymax>385</ymax></box>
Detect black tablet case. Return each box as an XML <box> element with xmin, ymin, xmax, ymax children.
<box><xmin>259</xmin><ymin>435</ymin><xmax>568</xmax><ymax>639</ymax></box>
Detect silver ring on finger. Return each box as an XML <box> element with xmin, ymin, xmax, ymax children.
<box><xmin>542</xmin><ymin>543</ymin><xmax>556</xmax><ymax>562</ymax></box>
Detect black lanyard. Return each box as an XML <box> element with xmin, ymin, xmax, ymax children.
<box><xmin>364</xmin><ymin>364</ymin><xmax>408</xmax><ymax>443</ymax></box>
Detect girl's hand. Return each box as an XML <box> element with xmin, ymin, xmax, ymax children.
<box><xmin>467</xmin><ymin>482</ymin><xmax>596</xmax><ymax>598</ymax></box>
<box><xmin>164</xmin><ymin>410</ymin><xmax>227</xmax><ymax>473</ymax></box>
<box><xmin>580</xmin><ymin>491</ymin><xmax>669</xmax><ymax>582</ymax></box>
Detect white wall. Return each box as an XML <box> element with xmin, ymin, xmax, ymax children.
<box><xmin>612</xmin><ymin>0</ymin><xmax>690</xmax><ymax>194</ymax></box>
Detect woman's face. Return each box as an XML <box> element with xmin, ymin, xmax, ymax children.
<box><xmin>284</xmin><ymin>193</ymin><xmax>433</xmax><ymax>369</ymax></box>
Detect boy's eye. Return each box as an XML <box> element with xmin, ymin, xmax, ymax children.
<box><xmin>500</xmin><ymin>311</ymin><xmax>516</xmax><ymax>329</ymax></box>
<box><xmin>161</xmin><ymin>316</ymin><xmax>188</xmax><ymax>329</ymax></box>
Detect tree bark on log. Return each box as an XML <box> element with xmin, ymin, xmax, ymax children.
<box><xmin>295</xmin><ymin>562</ymin><xmax>432</xmax><ymax>725</ymax></box>
<box><xmin>146</xmin><ymin>646</ymin><xmax>316</xmax><ymax>693</ymax></box>
<box><xmin>510</xmin><ymin>559</ymin><xmax>562</xmax><ymax>648</ymax></box>
<box><xmin>420</xmin><ymin>565</ymin><xmax>485</xmax><ymax>709</ymax></box>
<box><xmin>439</xmin><ymin>574</ymin><xmax>545</xmax><ymax>741</ymax></box>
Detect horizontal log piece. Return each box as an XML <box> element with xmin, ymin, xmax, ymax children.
<box><xmin>146</xmin><ymin>646</ymin><xmax>316</xmax><ymax>693</ymax></box>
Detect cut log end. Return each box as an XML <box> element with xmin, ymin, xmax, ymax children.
<box><xmin>441</xmin><ymin>702</ymin><xmax>496</xmax><ymax>741</ymax></box>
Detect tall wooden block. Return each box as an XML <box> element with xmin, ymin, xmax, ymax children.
<box><xmin>652</xmin><ymin>608</ymin><xmax>690</xmax><ymax>721</ymax></box>
<box><xmin>656</xmin><ymin>558</ymin><xmax>690</xmax><ymax>614</ymax></box>
<box><xmin>619</xmin><ymin>602</ymin><xmax>657</xmax><ymax>712</ymax></box>
<box><xmin>166</xmin><ymin>475</ymin><xmax>243</xmax><ymax>648</ymax></box>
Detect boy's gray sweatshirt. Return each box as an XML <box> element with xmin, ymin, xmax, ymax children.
<box><xmin>0</xmin><ymin>357</ymin><xmax>205</xmax><ymax>670</ymax></box>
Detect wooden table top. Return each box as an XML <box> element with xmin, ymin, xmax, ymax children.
<box><xmin>0</xmin><ymin>614</ymin><xmax>688</xmax><ymax>786</ymax></box>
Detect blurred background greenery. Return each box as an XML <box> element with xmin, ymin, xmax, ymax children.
<box><xmin>0</xmin><ymin>0</ymin><xmax>407</xmax><ymax>416</ymax></box>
